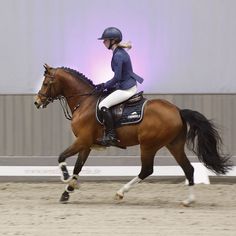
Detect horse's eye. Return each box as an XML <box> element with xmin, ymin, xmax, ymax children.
<box><xmin>43</xmin><ymin>82</ymin><xmax>48</xmax><ymax>86</ymax></box>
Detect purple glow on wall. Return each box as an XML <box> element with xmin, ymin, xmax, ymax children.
<box><xmin>1</xmin><ymin>0</ymin><xmax>236</xmax><ymax>94</ymax></box>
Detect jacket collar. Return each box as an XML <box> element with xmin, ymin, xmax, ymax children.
<box><xmin>113</xmin><ymin>46</ymin><xmax>120</xmax><ymax>55</ymax></box>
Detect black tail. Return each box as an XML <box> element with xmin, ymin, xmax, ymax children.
<box><xmin>180</xmin><ymin>109</ymin><xmax>232</xmax><ymax>175</ymax></box>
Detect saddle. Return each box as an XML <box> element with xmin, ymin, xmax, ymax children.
<box><xmin>96</xmin><ymin>91</ymin><xmax>147</xmax><ymax>128</ymax></box>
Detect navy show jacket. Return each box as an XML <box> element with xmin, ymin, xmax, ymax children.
<box><xmin>104</xmin><ymin>47</ymin><xmax>144</xmax><ymax>90</ymax></box>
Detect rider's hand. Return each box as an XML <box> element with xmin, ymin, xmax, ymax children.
<box><xmin>95</xmin><ymin>83</ymin><xmax>105</xmax><ymax>92</ymax></box>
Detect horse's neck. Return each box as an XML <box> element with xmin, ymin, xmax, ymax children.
<box><xmin>60</xmin><ymin>76</ymin><xmax>96</xmax><ymax>112</ymax></box>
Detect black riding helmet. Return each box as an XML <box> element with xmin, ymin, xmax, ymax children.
<box><xmin>98</xmin><ymin>27</ymin><xmax>122</xmax><ymax>43</ymax></box>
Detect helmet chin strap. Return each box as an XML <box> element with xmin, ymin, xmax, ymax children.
<box><xmin>108</xmin><ymin>39</ymin><xmax>116</xmax><ymax>50</ymax></box>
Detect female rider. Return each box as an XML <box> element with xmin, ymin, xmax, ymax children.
<box><xmin>96</xmin><ymin>27</ymin><xmax>144</xmax><ymax>146</ymax></box>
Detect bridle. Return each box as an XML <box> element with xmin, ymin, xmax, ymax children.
<box><xmin>38</xmin><ymin>71</ymin><xmax>57</xmax><ymax>106</ymax></box>
<box><xmin>38</xmin><ymin>69</ymin><xmax>98</xmax><ymax>120</ymax></box>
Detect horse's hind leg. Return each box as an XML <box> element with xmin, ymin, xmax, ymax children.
<box><xmin>116</xmin><ymin>146</ymin><xmax>157</xmax><ymax>199</ymax></box>
<box><xmin>167</xmin><ymin>135</ymin><xmax>195</xmax><ymax>206</ymax></box>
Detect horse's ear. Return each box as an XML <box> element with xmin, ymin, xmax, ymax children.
<box><xmin>43</xmin><ymin>63</ymin><xmax>50</xmax><ymax>70</ymax></box>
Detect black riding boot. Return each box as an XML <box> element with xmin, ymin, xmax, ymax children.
<box><xmin>100</xmin><ymin>107</ymin><xmax>119</xmax><ymax>146</ymax></box>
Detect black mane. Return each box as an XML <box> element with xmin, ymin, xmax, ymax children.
<box><xmin>60</xmin><ymin>67</ymin><xmax>95</xmax><ymax>87</ymax></box>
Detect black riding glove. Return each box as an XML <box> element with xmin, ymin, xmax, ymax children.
<box><xmin>95</xmin><ymin>83</ymin><xmax>105</xmax><ymax>92</ymax></box>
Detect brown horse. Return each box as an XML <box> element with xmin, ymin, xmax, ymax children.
<box><xmin>34</xmin><ymin>64</ymin><xmax>232</xmax><ymax>205</ymax></box>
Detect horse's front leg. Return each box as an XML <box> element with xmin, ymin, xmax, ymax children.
<box><xmin>60</xmin><ymin>148</ymin><xmax>91</xmax><ymax>203</ymax></box>
<box><xmin>58</xmin><ymin>139</ymin><xmax>84</xmax><ymax>182</ymax></box>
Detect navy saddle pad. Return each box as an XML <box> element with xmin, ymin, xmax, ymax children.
<box><xmin>96</xmin><ymin>91</ymin><xmax>147</xmax><ymax>128</ymax></box>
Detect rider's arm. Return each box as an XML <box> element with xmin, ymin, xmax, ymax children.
<box><xmin>104</xmin><ymin>53</ymin><xmax>123</xmax><ymax>89</ymax></box>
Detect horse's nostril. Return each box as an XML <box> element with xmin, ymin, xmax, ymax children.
<box><xmin>34</xmin><ymin>101</ymin><xmax>41</xmax><ymax>109</ymax></box>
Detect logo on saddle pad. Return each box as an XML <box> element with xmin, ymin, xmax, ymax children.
<box><xmin>128</xmin><ymin>111</ymin><xmax>140</xmax><ymax>119</ymax></box>
<box><xmin>96</xmin><ymin>92</ymin><xmax>147</xmax><ymax>128</ymax></box>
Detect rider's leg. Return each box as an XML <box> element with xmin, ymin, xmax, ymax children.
<box><xmin>98</xmin><ymin>85</ymin><xmax>137</xmax><ymax>109</ymax></box>
<box><xmin>98</xmin><ymin>86</ymin><xmax>137</xmax><ymax>145</ymax></box>
<box><xmin>100</xmin><ymin>106</ymin><xmax>118</xmax><ymax>145</ymax></box>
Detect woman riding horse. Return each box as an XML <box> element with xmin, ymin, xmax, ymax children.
<box><xmin>34</xmin><ymin>63</ymin><xmax>232</xmax><ymax>204</ymax></box>
<box><xmin>96</xmin><ymin>27</ymin><xmax>144</xmax><ymax>146</ymax></box>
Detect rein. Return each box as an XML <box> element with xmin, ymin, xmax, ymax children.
<box><xmin>64</xmin><ymin>88</ymin><xmax>97</xmax><ymax>100</ymax></box>
<box><xmin>58</xmin><ymin>88</ymin><xmax>97</xmax><ymax>120</ymax></box>
<box><xmin>58</xmin><ymin>96</ymin><xmax>73</xmax><ymax>120</ymax></box>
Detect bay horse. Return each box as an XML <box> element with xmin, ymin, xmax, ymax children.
<box><xmin>34</xmin><ymin>64</ymin><xmax>232</xmax><ymax>205</ymax></box>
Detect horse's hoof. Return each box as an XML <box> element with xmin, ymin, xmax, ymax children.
<box><xmin>181</xmin><ymin>198</ymin><xmax>195</xmax><ymax>207</ymax></box>
<box><xmin>182</xmin><ymin>194</ymin><xmax>195</xmax><ymax>207</ymax></box>
<box><xmin>115</xmin><ymin>193</ymin><xmax>124</xmax><ymax>200</ymax></box>
<box><xmin>59</xmin><ymin>191</ymin><xmax>70</xmax><ymax>203</ymax></box>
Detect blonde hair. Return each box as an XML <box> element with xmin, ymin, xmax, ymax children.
<box><xmin>117</xmin><ymin>41</ymin><xmax>132</xmax><ymax>50</ymax></box>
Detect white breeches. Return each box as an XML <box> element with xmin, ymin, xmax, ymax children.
<box><xmin>98</xmin><ymin>85</ymin><xmax>137</xmax><ymax>109</ymax></box>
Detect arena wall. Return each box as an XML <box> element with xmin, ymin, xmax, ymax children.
<box><xmin>0</xmin><ymin>94</ymin><xmax>235</xmax><ymax>156</ymax></box>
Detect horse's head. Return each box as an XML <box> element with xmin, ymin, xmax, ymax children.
<box><xmin>35</xmin><ymin>64</ymin><xmax>97</xmax><ymax>111</ymax></box>
<box><xmin>34</xmin><ymin>64</ymin><xmax>60</xmax><ymax>109</ymax></box>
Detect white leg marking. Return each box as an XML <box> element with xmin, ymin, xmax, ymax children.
<box><xmin>116</xmin><ymin>176</ymin><xmax>142</xmax><ymax>199</ymax></box>
<box><xmin>182</xmin><ymin>185</ymin><xmax>195</xmax><ymax>206</ymax></box>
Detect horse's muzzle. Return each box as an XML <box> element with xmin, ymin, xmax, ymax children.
<box><xmin>34</xmin><ymin>101</ymin><xmax>41</xmax><ymax>109</ymax></box>
<box><xmin>34</xmin><ymin>95</ymin><xmax>44</xmax><ymax>109</ymax></box>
